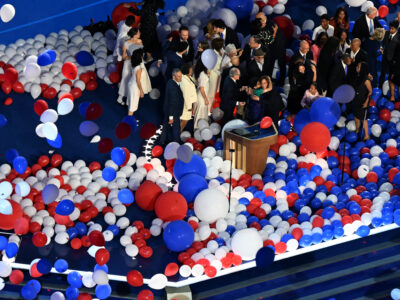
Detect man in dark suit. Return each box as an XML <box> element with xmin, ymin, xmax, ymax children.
<box><xmin>220</xmin><ymin>56</ymin><xmax>245</xmax><ymax>98</ymax></box>
<box><xmin>345</xmin><ymin>38</ymin><xmax>368</xmax><ymax>73</ymax></box>
<box><xmin>220</xmin><ymin>67</ymin><xmax>241</xmax><ymax>125</ymax></box>
<box><xmin>380</xmin><ymin>21</ymin><xmax>400</xmax><ymax>89</ymax></box>
<box><xmin>240</xmin><ymin>36</ymin><xmax>270</xmax><ymax>64</ymax></box>
<box><xmin>328</xmin><ymin>54</ymin><xmax>352</xmax><ymax>96</ymax></box>
<box><xmin>247</xmin><ymin>48</ymin><xmax>270</xmax><ymax>84</ymax></box>
<box><xmin>166</xmin><ymin>26</ymin><xmax>194</xmax><ymax>63</ymax></box>
<box><xmin>352</xmin><ymin>7</ymin><xmax>382</xmax><ymax>87</ymax></box>
<box><xmin>288</xmin><ymin>40</ymin><xmax>314</xmax><ymax>85</ymax></box>
<box><xmin>212</xmin><ymin>19</ymin><xmax>240</xmax><ymax>49</ymax></box>
<box><xmin>165</xmin><ymin>41</ymin><xmax>188</xmax><ymax>80</ymax></box>
<box><xmin>160</xmin><ymin>69</ymin><xmax>184</xmax><ymax>145</ymax></box>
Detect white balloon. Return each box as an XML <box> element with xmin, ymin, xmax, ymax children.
<box><xmin>263</xmin><ymin>5</ymin><xmax>273</xmax><ymax>16</ymax></box>
<box><xmin>346</xmin><ymin>0</ymin><xmax>367</xmax><ymax>7</ymax></box>
<box><xmin>0</xmin><ymin>4</ymin><xmax>15</xmax><ymax>23</ymax></box>
<box><xmin>30</xmin><ymin>83</ymin><xmax>41</xmax><ymax>99</ymax></box>
<box><xmin>149</xmin><ymin>88</ymin><xmax>160</xmax><ymax>99</ymax></box>
<box><xmin>371</xmin><ymin>124</ymin><xmax>382</xmax><ymax>137</ymax></box>
<box><xmin>177</xmin><ymin>6</ymin><xmax>188</xmax><ymax>18</ymax></box>
<box><xmin>36</xmin><ymin>123</ymin><xmax>45</xmax><ymax>138</ymax></box>
<box><xmin>92</xmin><ymin>270</ymin><xmax>108</xmax><ymax>285</ymax></box>
<box><xmin>24</xmin><ymin>63</ymin><xmax>41</xmax><ymax>81</ymax></box>
<box><xmin>302</xmin><ymin>19</ymin><xmax>315</xmax><ymax>31</ymax></box>
<box><xmin>201</xmin><ymin>49</ymin><xmax>218</xmax><ymax>70</ymax></box>
<box><xmin>148</xmin><ymin>66</ymin><xmax>160</xmax><ymax>77</ymax></box>
<box><xmin>194</xmin><ymin>189</ymin><xmax>229</xmax><ymax>223</ymax></box>
<box><xmin>273</xmin><ymin>3</ymin><xmax>285</xmax><ymax>14</ymax></box>
<box><xmin>231</xmin><ymin>228</ymin><xmax>263</xmax><ymax>260</ymax></box>
<box><xmin>189</xmin><ymin>25</ymin><xmax>199</xmax><ymax>38</ymax></box>
<box><xmin>15</xmin><ymin>181</ymin><xmax>30</xmax><ymax>197</ymax></box>
<box><xmin>40</xmin><ymin>109</ymin><xmax>58</xmax><ymax>123</ymax></box>
<box><xmin>42</xmin><ymin>122</ymin><xmax>58</xmax><ymax>141</ymax></box>
<box><xmin>148</xmin><ymin>273</ymin><xmax>168</xmax><ymax>290</ymax></box>
<box><xmin>360</xmin><ymin>1</ymin><xmax>373</xmax><ymax>12</ymax></box>
<box><xmin>57</xmin><ymin>98</ymin><xmax>74</xmax><ymax>115</ymax></box>
<box><xmin>211</xmin><ymin>8</ymin><xmax>237</xmax><ymax>29</ymax></box>
<box><xmin>50</xmin><ymin>291</ymin><xmax>65</xmax><ymax>300</ymax></box>
<box><xmin>357</xmin><ymin>165</ymin><xmax>369</xmax><ymax>178</ymax></box>
<box><xmin>0</xmin><ymin>261</ymin><xmax>11</xmax><ymax>277</ymax></box>
<box><xmin>26</xmin><ymin>55</ymin><xmax>38</xmax><ymax>65</ymax></box>
<box><xmin>316</xmin><ymin>5</ymin><xmax>327</xmax><ymax>16</ymax></box>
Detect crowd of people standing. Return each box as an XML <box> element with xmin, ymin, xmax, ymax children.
<box><xmin>113</xmin><ymin>0</ymin><xmax>400</xmax><ymax>144</ymax></box>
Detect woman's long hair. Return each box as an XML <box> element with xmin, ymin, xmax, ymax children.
<box><xmin>334</xmin><ymin>7</ymin><xmax>349</xmax><ymax>23</ymax></box>
<box><xmin>354</xmin><ymin>61</ymin><xmax>369</xmax><ymax>86</ymax></box>
<box><xmin>194</xmin><ymin>58</ymin><xmax>207</xmax><ymax>80</ymax></box>
<box><xmin>131</xmin><ymin>48</ymin><xmax>143</xmax><ymax>68</ymax></box>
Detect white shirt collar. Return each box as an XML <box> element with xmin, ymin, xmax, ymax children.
<box><xmin>351</xmin><ymin>48</ymin><xmax>360</xmax><ymax>57</ymax></box>
<box><xmin>176</xmin><ymin>52</ymin><xmax>182</xmax><ymax>58</ymax></box>
<box><xmin>342</xmin><ymin>61</ymin><xmax>347</xmax><ymax>70</ymax></box>
<box><xmin>223</xmin><ymin>28</ymin><xmax>227</xmax><ymax>39</ymax></box>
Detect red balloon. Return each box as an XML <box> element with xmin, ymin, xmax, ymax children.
<box><xmin>386</xmin><ymin>146</ymin><xmax>398</xmax><ymax>158</ymax></box>
<box><xmin>89</xmin><ymin>161</ymin><xmax>101</xmax><ymax>172</ymax></box>
<box><xmin>256</xmin><ymin>1</ymin><xmax>266</xmax><ymax>11</ymax></box>
<box><xmin>378</xmin><ymin>5</ymin><xmax>389</xmax><ymax>18</ymax></box>
<box><xmin>9</xmin><ymin>270</ymin><xmax>24</xmax><ymax>284</ymax></box>
<box><xmin>33</xmin><ymin>100</ymin><xmax>49</xmax><ymax>116</ymax></box>
<box><xmin>32</xmin><ymin>232</ymin><xmax>47</xmax><ymax>247</ymax></box>
<box><xmin>86</xmin><ymin>103</ymin><xmax>103</xmax><ymax>120</ymax></box>
<box><xmin>152</xmin><ymin>145</ymin><xmax>163</xmax><ymax>157</ymax></box>
<box><xmin>89</xmin><ymin>230</ymin><xmax>105</xmax><ymax>246</ymax></box>
<box><xmin>14</xmin><ymin>217</ymin><xmax>29</xmax><ymax>235</ymax></box>
<box><xmin>38</xmin><ymin>155</ymin><xmax>49</xmax><ymax>167</ymax></box>
<box><xmin>0</xmin><ymin>201</ymin><xmax>23</xmax><ymax>230</ymax></box>
<box><xmin>62</xmin><ymin>62</ymin><xmax>78</xmax><ymax>80</ymax></box>
<box><xmin>95</xmin><ymin>248</ymin><xmax>110</xmax><ymax>265</ymax></box>
<box><xmin>260</xmin><ymin>116</ymin><xmax>273</xmax><ymax>129</ymax></box>
<box><xmin>79</xmin><ymin>73</ymin><xmax>90</xmax><ymax>84</ymax></box>
<box><xmin>4</xmin><ymin>67</ymin><xmax>18</xmax><ymax>84</ymax></box>
<box><xmin>40</xmin><ymin>83</ymin><xmax>48</xmax><ymax>93</ymax></box>
<box><xmin>127</xmin><ymin>270</ymin><xmax>143</xmax><ymax>287</ymax></box>
<box><xmin>300</xmin><ymin>122</ymin><xmax>331</xmax><ymax>153</ymax></box>
<box><xmin>61</xmin><ymin>79</ymin><xmax>73</xmax><ymax>87</ymax></box>
<box><xmin>111</xmin><ymin>3</ymin><xmax>141</xmax><ymax>27</ymax></box>
<box><xmin>137</xmin><ymin>290</ymin><xmax>154</xmax><ymax>300</ymax></box>
<box><xmin>389</xmin><ymin>0</ymin><xmax>398</xmax><ymax>3</ymax></box>
<box><xmin>54</xmin><ymin>213</ymin><xmax>71</xmax><ymax>225</ymax></box>
<box><xmin>273</xmin><ymin>16</ymin><xmax>295</xmax><ymax>41</ymax></box>
<box><xmin>12</xmin><ymin>81</ymin><xmax>24</xmax><ymax>93</ymax></box>
<box><xmin>379</xmin><ymin>108</ymin><xmax>391</xmax><ymax>122</ymax></box>
<box><xmin>109</xmin><ymin>72</ymin><xmax>121</xmax><ymax>83</ymax></box>
<box><xmin>58</xmin><ymin>93</ymin><xmax>74</xmax><ymax>102</ymax></box>
<box><xmin>77</xmin><ymin>293</ymin><xmax>92</xmax><ymax>300</ymax></box>
<box><xmin>204</xmin><ymin>266</ymin><xmax>217</xmax><ymax>277</ymax></box>
<box><xmin>139</xmin><ymin>246</ymin><xmax>153</xmax><ymax>258</ymax></box>
<box><xmin>98</xmin><ymin>138</ymin><xmax>114</xmax><ymax>153</ymax></box>
<box><xmin>0</xmin><ymin>73</ymin><xmax>4</xmax><ymax>83</ymax></box>
<box><xmin>4</xmin><ymin>97</ymin><xmax>13</xmax><ymax>105</ymax></box>
<box><xmin>1</xmin><ymin>81</ymin><xmax>11</xmax><ymax>94</ymax></box>
<box><xmin>154</xmin><ymin>191</ymin><xmax>188</xmax><ymax>221</ymax></box>
<box><xmin>268</xmin><ymin>0</ymin><xmax>278</xmax><ymax>6</ymax></box>
<box><xmin>71</xmin><ymin>87</ymin><xmax>82</xmax><ymax>99</ymax></box>
<box><xmin>135</xmin><ymin>180</ymin><xmax>162</xmax><ymax>211</ymax></box>
<box><xmin>115</xmin><ymin>122</ymin><xmax>132</xmax><ymax>139</ymax></box>
<box><xmin>86</xmin><ymin>80</ymin><xmax>98</xmax><ymax>91</ymax></box>
<box><xmin>43</xmin><ymin>87</ymin><xmax>57</xmax><ymax>99</ymax></box>
<box><xmin>51</xmin><ymin>154</ymin><xmax>63</xmax><ymax>167</ymax></box>
<box><xmin>164</xmin><ymin>263</ymin><xmax>179</xmax><ymax>276</ymax></box>
<box><xmin>30</xmin><ymin>263</ymin><xmax>43</xmax><ymax>278</ymax></box>
<box><xmin>139</xmin><ymin>122</ymin><xmax>157</xmax><ymax>139</ymax></box>
<box><xmin>120</xmin><ymin>147</ymin><xmax>131</xmax><ymax>167</ymax></box>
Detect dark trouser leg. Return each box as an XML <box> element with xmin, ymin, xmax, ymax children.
<box><xmin>171</xmin><ymin>119</ymin><xmax>181</xmax><ymax>143</ymax></box>
<box><xmin>379</xmin><ymin>59</ymin><xmax>389</xmax><ymax>89</ymax></box>
<box><xmin>159</xmin><ymin>119</ymin><xmax>169</xmax><ymax>145</ymax></box>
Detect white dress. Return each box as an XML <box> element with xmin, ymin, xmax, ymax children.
<box><xmin>113</xmin><ymin>21</ymin><xmax>131</xmax><ymax>61</ymax></box>
<box><xmin>207</xmin><ymin>50</ymin><xmax>223</xmax><ymax>112</ymax></box>
<box><xmin>194</xmin><ymin>71</ymin><xmax>210</xmax><ymax>128</ymax></box>
<box><xmin>140</xmin><ymin>61</ymin><xmax>152</xmax><ymax>95</ymax></box>
<box><xmin>127</xmin><ymin>65</ymin><xmax>141</xmax><ymax>113</ymax></box>
<box><xmin>118</xmin><ymin>42</ymin><xmax>143</xmax><ymax>98</ymax></box>
<box><xmin>180</xmin><ymin>75</ymin><xmax>197</xmax><ymax>120</ymax></box>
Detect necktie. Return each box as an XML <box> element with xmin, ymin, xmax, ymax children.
<box><xmin>369</xmin><ymin>18</ymin><xmax>374</xmax><ymax>36</ymax></box>
<box><xmin>344</xmin><ymin>65</ymin><xmax>348</xmax><ymax>75</ymax></box>
<box><xmin>220</xmin><ymin>33</ymin><xmax>224</xmax><ymax>39</ymax></box>
<box><xmin>389</xmin><ymin>34</ymin><xmax>393</xmax><ymax>42</ymax></box>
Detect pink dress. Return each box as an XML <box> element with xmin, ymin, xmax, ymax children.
<box><xmin>311</xmin><ymin>44</ymin><xmax>321</xmax><ymax>64</ymax></box>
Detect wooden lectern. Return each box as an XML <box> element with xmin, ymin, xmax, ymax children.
<box><xmin>224</xmin><ymin>122</ymin><xmax>278</xmax><ymax>175</ymax></box>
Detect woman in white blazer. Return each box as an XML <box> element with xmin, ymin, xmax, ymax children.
<box><xmin>180</xmin><ymin>63</ymin><xmax>197</xmax><ymax>132</ymax></box>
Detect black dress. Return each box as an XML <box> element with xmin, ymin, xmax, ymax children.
<box><xmin>260</xmin><ymin>88</ymin><xmax>285</xmax><ymax>126</ymax></box>
<box><xmin>352</xmin><ymin>78</ymin><xmax>369</xmax><ymax>120</ymax></box>
<box><xmin>288</xmin><ymin>69</ymin><xmax>313</xmax><ymax>114</ymax></box>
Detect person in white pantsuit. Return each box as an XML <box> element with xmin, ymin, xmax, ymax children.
<box><xmin>180</xmin><ymin>63</ymin><xmax>197</xmax><ymax>132</ymax></box>
<box><xmin>127</xmin><ymin>49</ymin><xmax>146</xmax><ymax>116</ymax></box>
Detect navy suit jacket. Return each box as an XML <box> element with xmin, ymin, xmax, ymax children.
<box><xmin>352</xmin><ymin>15</ymin><xmax>382</xmax><ymax>46</ymax></box>
<box><xmin>220</xmin><ymin>77</ymin><xmax>239</xmax><ymax>114</ymax></box>
<box><xmin>163</xmin><ymin>79</ymin><xmax>184</xmax><ymax>120</ymax></box>
<box><xmin>167</xmin><ymin>37</ymin><xmax>195</xmax><ymax>63</ymax></box>
<box><xmin>165</xmin><ymin>52</ymin><xmax>183</xmax><ymax>80</ymax></box>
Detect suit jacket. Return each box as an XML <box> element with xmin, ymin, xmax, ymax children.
<box><xmin>224</xmin><ymin>27</ymin><xmax>241</xmax><ymax>49</ymax></box>
<box><xmin>167</xmin><ymin>37</ymin><xmax>195</xmax><ymax>63</ymax></box>
<box><xmin>345</xmin><ymin>48</ymin><xmax>368</xmax><ymax>65</ymax></box>
<box><xmin>163</xmin><ymin>79</ymin><xmax>184</xmax><ymax>120</ymax></box>
<box><xmin>165</xmin><ymin>52</ymin><xmax>184</xmax><ymax>80</ymax></box>
<box><xmin>240</xmin><ymin>44</ymin><xmax>270</xmax><ymax>64</ymax></box>
<box><xmin>288</xmin><ymin>50</ymin><xmax>314</xmax><ymax>85</ymax></box>
<box><xmin>382</xmin><ymin>32</ymin><xmax>400</xmax><ymax>64</ymax></box>
<box><xmin>352</xmin><ymin>15</ymin><xmax>382</xmax><ymax>46</ymax></box>
<box><xmin>220</xmin><ymin>77</ymin><xmax>239</xmax><ymax>114</ymax></box>
<box><xmin>329</xmin><ymin>61</ymin><xmax>349</xmax><ymax>95</ymax></box>
<box><xmin>247</xmin><ymin>59</ymin><xmax>270</xmax><ymax>83</ymax></box>
<box><xmin>220</xmin><ymin>65</ymin><xmax>245</xmax><ymax>98</ymax></box>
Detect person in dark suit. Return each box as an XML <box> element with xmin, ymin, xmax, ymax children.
<box><xmin>166</xmin><ymin>25</ymin><xmax>194</xmax><ymax>63</ymax></box>
<box><xmin>160</xmin><ymin>68</ymin><xmax>184</xmax><ymax>145</ymax></box>
<box><xmin>240</xmin><ymin>36</ymin><xmax>269</xmax><ymax>64</ymax></box>
<box><xmin>352</xmin><ymin>7</ymin><xmax>382</xmax><ymax>87</ymax></box>
<box><xmin>212</xmin><ymin>19</ymin><xmax>240</xmax><ymax>49</ymax></box>
<box><xmin>288</xmin><ymin>40</ymin><xmax>314</xmax><ymax>85</ymax></box>
<box><xmin>345</xmin><ymin>38</ymin><xmax>368</xmax><ymax>74</ymax></box>
<box><xmin>317</xmin><ymin>36</ymin><xmax>340</xmax><ymax>94</ymax></box>
<box><xmin>220</xmin><ymin>67</ymin><xmax>241</xmax><ymax>125</ymax></box>
<box><xmin>380</xmin><ymin>21</ymin><xmax>400</xmax><ymax>91</ymax></box>
<box><xmin>247</xmin><ymin>48</ymin><xmax>270</xmax><ymax>84</ymax></box>
<box><xmin>386</xmin><ymin>21</ymin><xmax>400</xmax><ymax>101</ymax></box>
<box><xmin>328</xmin><ymin>53</ymin><xmax>352</xmax><ymax>96</ymax></box>
<box><xmin>164</xmin><ymin>41</ymin><xmax>187</xmax><ymax>80</ymax></box>
<box><xmin>220</xmin><ymin>56</ymin><xmax>245</xmax><ymax>98</ymax></box>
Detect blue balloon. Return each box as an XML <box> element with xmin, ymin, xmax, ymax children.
<box><xmin>42</xmin><ymin>184</ymin><xmax>59</xmax><ymax>204</ymax></box>
<box><xmin>79</xmin><ymin>101</ymin><xmax>90</xmax><ymax>117</ymax></box>
<box><xmin>173</xmin><ymin>154</ymin><xmax>207</xmax><ymax>181</ymax></box>
<box><xmin>37</xmin><ymin>50</ymin><xmax>57</xmax><ymax>66</ymax></box>
<box><xmin>310</xmin><ymin>97</ymin><xmax>341</xmax><ymax>128</ymax></box>
<box><xmin>122</xmin><ymin>115</ymin><xmax>137</xmax><ymax>131</ymax></box>
<box><xmin>76</xmin><ymin>51</ymin><xmax>95</xmax><ymax>66</ymax></box>
<box><xmin>111</xmin><ymin>147</ymin><xmax>126</xmax><ymax>166</ymax></box>
<box><xmin>66</xmin><ymin>287</ymin><xmax>79</xmax><ymax>300</ymax></box>
<box><xmin>333</xmin><ymin>84</ymin><xmax>355</xmax><ymax>104</ymax></box>
<box><xmin>178</xmin><ymin>173</ymin><xmax>208</xmax><ymax>203</ymax></box>
<box><xmin>279</xmin><ymin>119</ymin><xmax>291</xmax><ymax>135</ymax></box>
<box><xmin>6</xmin><ymin>148</ymin><xmax>19</xmax><ymax>163</ymax></box>
<box><xmin>255</xmin><ymin>246</ymin><xmax>275</xmax><ymax>269</ymax></box>
<box><xmin>95</xmin><ymin>284</ymin><xmax>112</xmax><ymax>299</ymax></box>
<box><xmin>37</xmin><ymin>258</ymin><xmax>52</xmax><ymax>274</ymax></box>
<box><xmin>94</xmin><ymin>264</ymin><xmax>109</xmax><ymax>273</ymax></box>
<box><xmin>293</xmin><ymin>108</ymin><xmax>311</xmax><ymax>134</ymax></box>
<box><xmin>21</xmin><ymin>285</ymin><xmax>37</xmax><ymax>300</ymax></box>
<box><xmin>0</xmin><ymin>236</ymin><xmax>7</xmax><ymax>250</ymax></box>
<box><xmin>163</xmin><ymin>220</ymin><xmax>194</xmax><ymax>252</ymax></box>
<box><xmin>102</xmin><ymin>167</ymin><xmax>116</xmax><ymax>182</ymax></box>
<box><xmin>5</xmin><ymin>242</ymin><xmax>18</xmax><ymax>258</ymax></box>
<box><xmin>26</xmin><ymin>279</ymin><xmax>41</xmax><ymax>294</ymax></box>
<box><xmin>79</xmin><ymin>120</ymin><xmax>99</xmax><ymax>137</ymax></box>
<box><xmin>67</xmin><ymin>271</ymin><xmax>83</xmax><ymax>288</ymax></box>
<box><xmin>224</xmin><ymin>0</ymin><xmax>253</xmax><ymax>19</ymax></box>
<box><xmin>356</xmin><ymin>225</ymin><xmax>370</xmax><ymax>237</ymax></box>
<box><xmin>56</xmin><ymin>199</ymin><xmax>75</xmax><ymax>216</ymax></box>
<box><xmin>118</xmin><ymin>188</ymin><xmax>134</xmax><ymax>204</ymax></box>
<box><xmin>47</xmin><ymin>133</ymin><xmax>62</xmax><ymax>148</ymax></box>
<box><xmin>54</xmin><ymin>259</ymin><xmax>68</xmax><ymax>273</ymax></box>
<box><xmin>13</xmin><ymin>156</ymin><xmax>28</xmax><ymax>174</ymax></box>
<box><xmin>0</xmin><ymin>114</ymin><xmax>7</xmax><ymax>127</ymax></box>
